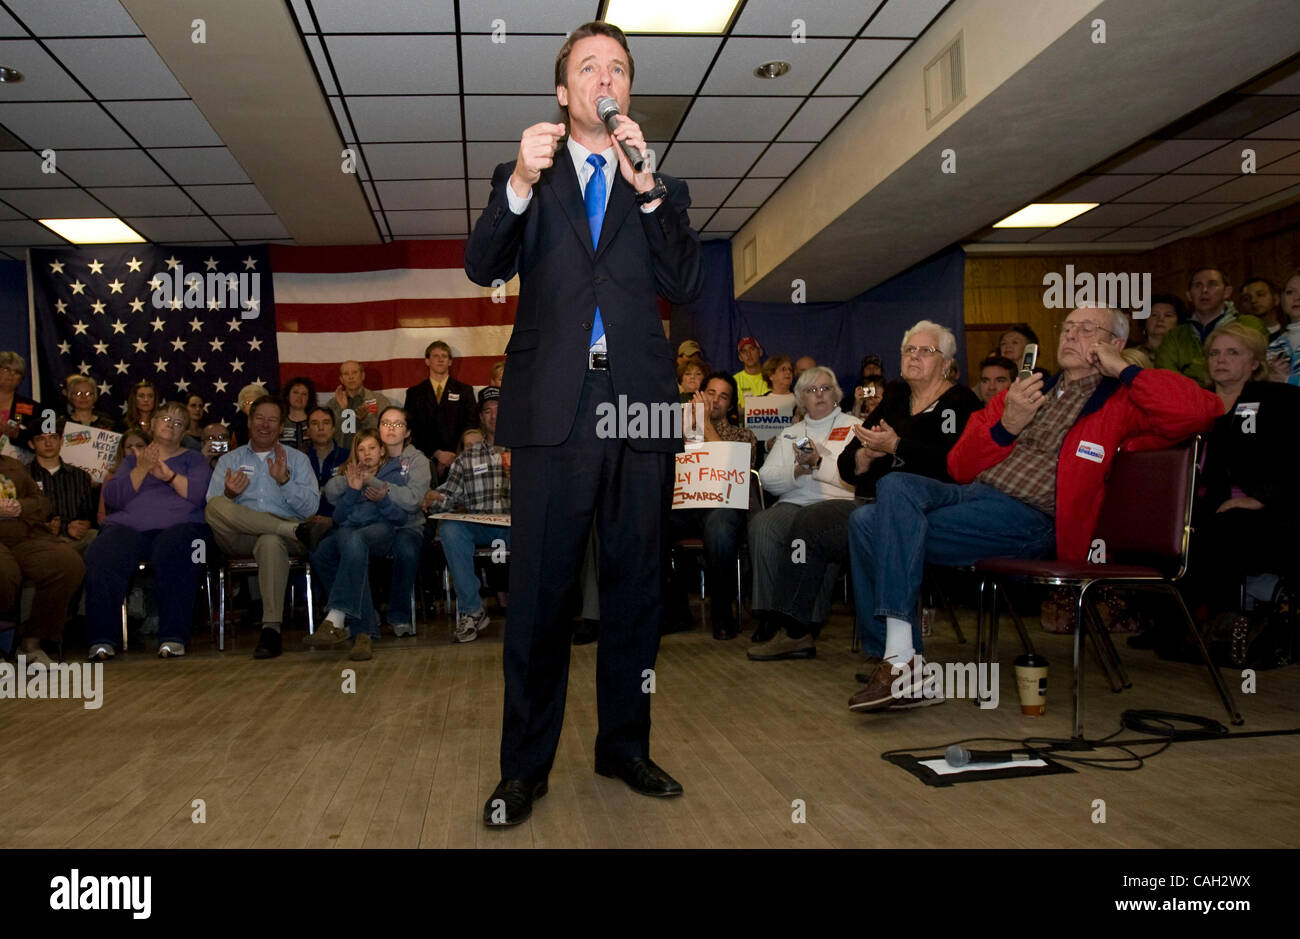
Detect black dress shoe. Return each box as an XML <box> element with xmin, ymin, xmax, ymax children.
<box><xmin>482</xmin><ymin>777</ymin><xmax>548</xmax><ymax>827</ymax></box>
<box><xmin>595</xmin><ymin>756</ymin><xmax>683</xmax><ymax>797</ymax></box>
<box><xmin>253</xmin><ymin>627</ymin><xmax>282</xmax><ymax>659</ymax></box>
<box><xmin>573</xmin><ymin>619</ymin><xmax>599</xmax><ymax>646</ymax></box>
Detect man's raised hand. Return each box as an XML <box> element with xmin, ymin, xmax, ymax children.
<box><xmin>224</xmin><ymin>467</ymin><xmax>250</xmax><ymax>497</ymax></box>
<box><xmin>1000</xmin><ymin>372</ymin><xmax>1046</xmax><ymax>436</ymax></box>
<box><xmin>510</xmin><ymin>122</ymin><xmax>566</xmax><ymax>197</ymax></box>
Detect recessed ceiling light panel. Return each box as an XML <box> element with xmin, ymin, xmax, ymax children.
<box><xmin>992</xmin><ymin>203</ymin><xmax>1099</xmax><ymax>228</ymax></box>
<box><xmin>39</xmin><ymin>218</ymin><xmax>147</xmax><ymax>244</ymax></box>
<box><xmin>602</xmin><ymin>0</ymin><xmax>740</xmax><ymax>33</ymax></box>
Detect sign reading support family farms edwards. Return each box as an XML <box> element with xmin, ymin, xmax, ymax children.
<box><xmin>742</xmin><ymin>393</ymin><xmax>796</xmax><ymax>440</ymax></box>
<box><xmin>672</xmin><ymin>441</ymin><xmax>750</xmax><ymax>511</ymax></box>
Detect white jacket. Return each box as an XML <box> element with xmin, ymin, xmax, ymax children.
<box><xmin>759</xmin><ymin>409</ymin><xmax>860</xmax><ymax>506</ymax></box>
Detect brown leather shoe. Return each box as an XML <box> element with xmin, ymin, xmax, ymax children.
<box><xmin>747</xmin><ymin>632</ymin><xmax>815</xmax><ymax>661</ymax></box>
<box><xmin>848</xmin><ymin>658</ymin><xmax>925</xmax><ymax>712</ymax></box>
<box><xmin>854</xmin><ymin>656</ymin><xmax>886</xmax><ymax>683</ymax></box>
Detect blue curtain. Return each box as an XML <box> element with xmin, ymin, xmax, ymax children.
<box><xmin>672</xmin><ymin>241</ymin><xmax>966</xmax><ymax>394</ymax></box>
<box><xmin>0</xmin><ymin>260</ymin><xmax>34</xmax><ymax>397</ymax></box>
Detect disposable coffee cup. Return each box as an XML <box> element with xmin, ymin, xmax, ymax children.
<box><xmin>1013</xmin><ymin>653</ymin><xmax>1049</xmax><ymax>716</ymax></box>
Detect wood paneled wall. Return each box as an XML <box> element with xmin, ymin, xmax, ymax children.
<box><xmin>964</xmin><ymin>200</ymin><xmax>1300</xmax><ymax>382</ymax></box>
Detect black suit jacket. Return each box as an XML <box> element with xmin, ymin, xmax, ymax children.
<box><xmin>405</xmin><ymin>376</ymin><xmax>478</xmax><ymax>459</ymax></box>
<box><xmin>1200</xmin><ymin>380</ymin><xmax>1300</xmax><ymax>521</ymax></box>
<box><xmin>465</xmin><ymin>156</ymin><xmax>704</xmax><ymax>453</ymax></box>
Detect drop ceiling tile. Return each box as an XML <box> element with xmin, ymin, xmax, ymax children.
<box><xmin>211</xmin><ymin>215</ymin><xmax>291</xmax><ymax>240</ymax></box>
<box><xmin>363</xmin><ymin>180</ymin><xmax>378</xmax><ymax>210</ymax></box>
<box><xmin>185</xmin><ymin>184</ymin><xmax>273</xmax><ymax>215</ymax></box>
<box><xmin>623</xmin><ymin>37</ymin><xmax>724</xmax><ymax>96</ymax></box>
<box><xmin>1247</xmin><ymin>109</ymin><xmax>1300</xmax><ymax>139</ymax></box>
<box><xmin>126</xmin><ymin>216</ymin><xmax>226</xmax><ymax>242</ymax></box>
<box><xmin>0</xmin><ymin>202</ymin><xmax>23</xmax><ymax>219</ymax></box>
<box><xmin>326</xmin><ymin>35</ymin><xmax>460</xmax><ymax>95</ymax></box>
<box><xmin>1112</xmin><ymin>174</ymin><xmax>1236</xmax><ymax>202</ymax></box>
<box><xmin>778</xmin><ymin>96</ymin><xmax>856</xmax><ymax>141</ymax></box>
<box><xmin>704</xmin><ymin>207</ymin><xmax>755</xmax><ymax>231</ymax></box>
<box><xmin>681</xmin><ymin>178</ymin><xmax>742</xmax><ymax>208</ymax></box>
<box><xmin>0</xmin><ymin>39</ymin><xmax>91</xmax><ymax>100</ymax></box>
<box><xmin>724</xmin><ymin>177</ymin><xmax>783</xmax><ymax>207</ymax></box>
<box><xmin>1125</xmin><ymin>203</ymin><xmax>1231</xmax><ymax>227</ymax></box>
<box><xmin>0</xmin><ymin>151</ymin><xmax>76</xmax><ymax>188</ymax></box>
<box><xmin>149</xmin><ymin>147</ymin><xmax>250</xmax><ymax>185</ymax></box>
<box><xmin>105</xmin><ymin>100</ymin><xmax>222</xmax><ymax>147</ymax></box>
<box><xmin>702</xmin><ymin>232</ymin><xmax>733</xmax><ymax>240</ymax></box>
<box><xmin>5</xmin><ymin>0</ymin><xmax>142</xmax><ymax>36</ymax></box>
<box><xmin>1029</xmin><ymin>228</ymin><xmax>1113</xmax><ymax>244</ymax></box>
<box><xmin>345</xmin><ymin>96</ymin><xmax>463</xmax><ymax>142</ymax></box>
<box><xmin>329</xmin><ymin>99</ymin><xmax>356</xmax><ymax>142</ymax></box>
<box><xmin>360</xmin><ymin>142</ymin><xmax>465</xmax><ymax>179</ymax></box>
<box><xmin>749</xmin><ymin>141</ymin><xmax>816</xmax><ymax>176</ymax></box>
<box><xmin>0</xmin><ymin>186</ymin><xmax>109</xmax><ymax>216</ymax></box>
<box><xmin>456</xmin><ymin>0</ymin><xmax>593</xmax><ymax>33</ymax></box>
<box><xmin>374</xmin><ymin>179</ymin><xmax>466</xmax><ymax>210</ymax></box>
<box><xmin>0</xmin><ymin>220</ymin><xmax>67</xmax><ymax>244</ymax></box>
<box><xmin>89</xmin><ymin>186</ymin><xmax>199</xmax><ymax>216</ymax></box>
<box><xmin>1173</xmin><ymin>140</ymin><xmax>1299</xmax><ymax>174</ymax></box>
<box><xmin>468</xmin><ymin>181</ymin><xmax>491</xmax><ymax>211</ymax></box>
<box><xmin>701</xmin><ymin>37</ymin><xmax>851</xmax><ymax>96</ymax></box>
<box><xmin>1094</xmin><ymin>227</ymin><xmax>1183</xmax><ymax>243</ymax></box>
<box><xmin>1059</xmin><ymin>203</ymin><xmax>1165</xmax><ymax>227</ymax></box>
<box><xmin>1260</xmin><ymin>151</ymin><xmax>1300</xmax><ymax>173</ymax></box>
<box><xmin>307</xmin><ymin>0</ymin><xmax>456</xmax><ymax>33</ymax></box>
<box><xmin>1096</xmin><ymin>139</ymin><xmax>1226</xmax><ymax>174</ymax></box>
<box><xmin>625</xmin><ymin>96</ymin><xmax>692</xmax><ymax>141</ymax></box>
<box><xmin>676</xmin><ymin>97</ymin><xmax>801</xmax><ymax>141</ymax></box>
<box><xmin>385</xmin><ymin>210</ymin><xmax>466</xmax><ymax>236</ymax></box>
<box><xmin>862</xmin><ymin>0</ymin><xmax>950</xmax><ymax>37</ymax></box>
<box><xmin>1043</xmin><ymin>174</ymin><xmax>1157</xmax><ymax>202</ymax></box>
<box><xmin>52</xmin><ymin>148</ymin><xmax>172</xmax><ymax>186</ymax></box>
<box><xmin>658</xmin><ymin>142</ymin><xmax>766</xmax><ymax>177</ymax></box>
<box><xmin>734</xmin><ymin>0</ymin><xmax>882</xmax><ymax>35</ymax></box>
<box><xmin>0</xmin><ymin>7</ymin><xmax>22</xmax><ymax>36</ymax></box>
<box><xmin>464</xmin><ymin>95</ymin><xmax>563</xmax><ymax>140</ymax></box>
<box><xmin>461</xmin><ymin>35</ymin><xmax>566</xmax><ymax>95</ymax></box>
<box><xmin>1168</xmin><ymin>95</ymin><xmax>1300</xmax><ymax>139</ymax></box>
<box><xmin>0</xmin><ymin>102</ymin><xmax>135</xmax><ymax>148</ymax></box>
<box><xmin>288</xmin><ymin>0</ymin><xmax>316</xmax><ymax>32</ymax></box>
<box><xmin>303</xmin><ymin>36</ymin><xmax>337</xmax><ymax>95</ymax></box>
<box><xmin>466</xmin><ymin>141</ymin><xmax>522</xmax><ymax>178</ymax></box>
<box><xmin>1189</xmin><ymin>174</ymin><xmax>1300</xmax><ymax>203</ymax></box>
<box><xmin>815</xmin><ymin>38</ymin><xmax>908</xmax><ymax>95</ymax></box>
<box><xmin>45</xmin><ymin>38</ymin><xmax>187</xmax><ymax>99</ymax></box>
<box><xmin>688</xmin><ymin>207</ymin><xmax>716</xmax><ymax>230</ymax></box>
<box><xmin>975</xmin><ymin>228</ymin><xmax>1050</xmax><ymax>243</ymax></box>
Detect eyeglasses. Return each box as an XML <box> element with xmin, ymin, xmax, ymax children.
<box><xmin>380</xmin><ymin>420</ymin><xmax>406</xmax><ymax>429</ymax></box>
<box><xmin>804</xmin><ymin>384</ymin><xmax>833</xmax><ymax>395</ymax></box>
<box><xmin>71</xmin><ymin>389</ymin><xmax>95</xmax><ymax>398</ymax></box>
<box><xmin>158</xmin><ymin>416</ymin><xmax>186</xmax><ymax>427</ymax></box>
<box><xmin>901</xmin><ymin>345</ymin><xmax>941</xmax><ymax>357</ymax></box>
<box><xmin>1054</xmin><ymin>321</ymin><xmax>1116</xmax><ymax>340</ymax></box>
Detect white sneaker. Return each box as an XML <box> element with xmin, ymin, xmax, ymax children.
<box><xmin>391</xmin><ymin>622</ymin><xmax>415</xmax><ymax>638</ymax></box>
<box><xmin>88</xmin><ymin>643</ymin><xmax>115</xmax><ymax>662</ymax></box>
<box><xmin>453</xmin><ymin>609</ymin><xmax>489</xmax><ymax>643</ymax></box>
<box><xmin>22</xmin><ymin>648</ymin><xmax>52</xmax><ymax>666</ymax></box>
<box><xmin>158</xmin><ymin>641</ymin><xmax>186</xmax><ymax>658</ymax></box>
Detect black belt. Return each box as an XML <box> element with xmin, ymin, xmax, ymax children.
<box><xmin>588</xmin><ymin>351</ymin><xmax>609</xmax><ymax>370</ymax></box>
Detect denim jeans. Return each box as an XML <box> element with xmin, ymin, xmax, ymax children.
<box><xmin>311</xmin><ymin>522</ymin><xmax>401</xmax><ymax>638</ymax></box>
<box><xmin>848</xmin><ymin>474</ymin><xmax>1055</xmax><ymax>658</ymax></box>
<box><xmin>438</xmin><ymin>520</ymin><xmax>511</xmax><ymax>616</ymax></box>
<box><xmin>667</xmin><ymin>507</ymin><xmax>746</xmax><ymax>621</ymax></box>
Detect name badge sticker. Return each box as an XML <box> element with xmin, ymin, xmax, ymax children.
<box><xmin>1075</xmin><ymin>440</ymin><xmax>1105</xmax><ymax>464</ymax></box>
<box><xmin>1234</xmin><ymin>402</ymin><xmax>1259</xmax><ymax>418</ymax></box>
<box><xmin>447</xmin><ymin>393</ymin><xmax>460</xmax><ymax>401</ymax></box>
<box><xmin>828</xmin><ymin>427</ymin><xmax>851</xmax><ymax>441</ymax></box>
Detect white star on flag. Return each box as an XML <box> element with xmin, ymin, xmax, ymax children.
<box><xmin>57</xmin><ymin>341</ymin><xmax>71</xmax><ymax>355</ymax></box>
<box><xmin>227</xmin><ymin>318</ymin><xmax>241</xmax><ymax>332</ymax></box>
<box><xmin>213</xmin><ymin>378</ymin><xmax>229</xmax><ymax>393</ymax></box>
<box><xmin>49</xmin><ymin>260</ymin><xmax>65</xmax><ymax>274</ymax></box>
<box><xmin>242</xmin><ymin>256</ymin><xmax>257</xmax><ymax>270</ymax></box>
<box><xmin>132</xmin><ymin>338</ymin><xmax>148</xmax><ymax>353</ymax></box>
<box><xmin>126</xmin><ymin>257</ymin><xmax>143</xmax><ymax>272</ymax></box>
<box><xmin>78</xmin><ymin>361</ymin><xmax>91</xmax><ymax>374</ymax></box>
<box><xmin>73</xmin><ymin>321</ymin><xmax>89</xmax><ymax>335</ymax></box>
<box><xmin>115</xmin><ymin>360</ymin><xmax>129</xmax><ymax>375</ymax></box>
<box><xmin>153</xmin><ymin>357</ymin><xmax>168</xmax><ymax>372</ymax></box>
<box><xmin>70</xmin><ymin>280</ymin><xmax>86</xmax><ymax>295</ymax></box>
<box><xmin>108</xmin><ymin>279</ymin><xmax>124</xmax><ymax>294</ymax></box>
<box><xmin>207</xmin><ymin>297</ymin><xmax>220</xmax><ymax>311</ymax></box>
<box><xmin>244</xmin><ymin>297</ymin><xmax>260</xmax><ymax>313</ymax></box>
<box><xmin>204</xmin><ymin>257</ymin><xmax>219</xmax><ymax>271</ymax></box>
<box><xmin>169</xmin><ymin>297</ymin><xmax>183</xmax><ymax>311</ymax></box>
<box><xmin>229</xmin><ymin>358</ymin><xmax>244</xmax><ymax>373</ymax></box>
<box><xmin>129</xmin><ymin>298</ymin><xmax>145</xmax><ymax>313</ymax></box>
<box><xmin>188</xmin><ymin>317</ymin><xmax>204</xmax><ymax>332</ymax></box>
<box><xmin>150</xmin><ymin>317</ymin><xmax>166</xmax><ymax>332</ymax></box>
<box><xmin>55</xmin><ymin>299</ymin><xmax>67</xmax><ymax>314</ymax></box>
<box><xmin>170</xmin><ymin>337</ymin><xmax>187</xmax><ymax>351</ymax></box>
<box><xmin>90</xmin><ymin>300</ymin><xmax>106</xmax><ymax>314</ymax></box>
<box><xmin>88</xmin><ymin>259</ymin><xmax>104</xmax><ymax>275</ymax></box>
<box><xmin>165</xmin><ymin>256</ymin><xmax>180</xmax><ymax>270</ymax></box>
<box><xmin>193</xmin><ymin>358</ymin><xmax>206</xmax><ymax>373</ymax></box>
<box><xmin>111</xmin><ymin>319</ymin><xmax>126</xmax><ymax>334</ymax></box>
<box><xmin>148</xmin><ymin>277</ymin><xmax>163</xmax><ymax>290</ymax></box>
<box><xmin>97</xmin><ymin>381</ymin><xmax>111</xmax><ymax>397</ymax></box>
<box><xmin>248</xmin><ymin>337</ymin><xmax>263</xmax><ymax>351</ymax></box>
<box><xmin>209</xmin><ymin>337</ymin><xmax>224</xmax><ymax>352</ymax></box>
<box><xmin>93</xmin><ymin>341</ymin><xmax>109</xmax><ymax>355</ymax></box>
<box><xmin>175</xmin><ymin>378</ymin><xmax>191</xmax><ymax>393</ymax></box>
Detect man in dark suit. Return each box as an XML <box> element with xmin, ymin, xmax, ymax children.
<box><xmin>404</xmin><ymin>339</ymin><xmax>477</xmax><ymax>478</ymax></box>
<box><xmin>465</xmin><ymin>20</ymin><xmax>703</xmax><ymax>827</ymax></box>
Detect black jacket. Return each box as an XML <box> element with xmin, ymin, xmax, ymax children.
<box><xmin>405</xmin><ymin>376</ymin><xmax>478</xmax><ymax>460</ymax></box>
<box><xmin>465</xmin><ymin>158</ymin><xmax>703</xmax><ymax>452</ymax></box>
<box><xmin>837</xmin><ymin>380</ymin><xmax>981</xmax><ymax>498</ymax></box>
<box><xmin>1200</xmin><ymin>381</ymin><xmax>1300</xmax><ymax>521</ymax></box>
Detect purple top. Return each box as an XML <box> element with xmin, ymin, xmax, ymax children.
<box><xmin>103</xmin><ymin>447</ymin><xmax>212</xmax><ymax>531</ymax></box>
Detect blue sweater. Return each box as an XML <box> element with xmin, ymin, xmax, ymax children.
<box><xmin>330</xmin><ymin>457</ymin><xmax>420</xmax><ymax>529</ymax></box>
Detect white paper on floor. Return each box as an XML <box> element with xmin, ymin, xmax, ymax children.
<box><xmin>920</xmin><ymin>758</ymin><xmax>1049</xmax><ymax>776</ymax></box>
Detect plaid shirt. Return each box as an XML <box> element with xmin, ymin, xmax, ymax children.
<box><xmin>978</xmin><ymin>373</ymin><xmax>1101</xmax><ymax>515</ymax></box>
<box><xmin>713</xmin><ymin>418</ymin><xmax>759</xmax><ymax>468</ymax></box>
<box><xmin>435</xmin><ymin>442</ymin><xmax>510</xmax><ymax>513</ymax></box>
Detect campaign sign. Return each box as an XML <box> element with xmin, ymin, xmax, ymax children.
<box><xmin>672</xmin><ymin>441</ymin><xmax>749</xmax><ymax>511</ymax></box>
<box><xmin>429</xmin><ymin>512</ymin><xmax>511</xmax><ymax>527</ymax></box>
<box><xmin>742</xmin><ymin>393</ymin><xmax>796</xmax><ymax>441</ymax></box>
<box><xmin>61</xmin><ymin>422</ymin><xmax>122</xmax><ymax>485</ymax></box>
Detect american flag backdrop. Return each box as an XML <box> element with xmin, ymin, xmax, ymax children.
<box><xmin>31</xmin><ymin>245</ymin><xmax>277</xmax><ymax>426</ymax></box>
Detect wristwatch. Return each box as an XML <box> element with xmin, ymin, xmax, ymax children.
<box><xmin>635</xmin><ymin>176</ymin><xmax>667</xmax><ymax>205</ymax></box>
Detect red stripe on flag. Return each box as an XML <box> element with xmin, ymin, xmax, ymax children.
<box><xmin>271</xmin><ymin>240</ymin><xmax>466</xmax><ymax>273</ymax></box>
<box><xmin>280</xmin><ymin>355</ymin><xmax>503</xmax><ymax>395</ymax></box>
<box><xmin>278</xmin><ymin>297</ymin><xmax>519</xmax><ymax>332</ymax></box>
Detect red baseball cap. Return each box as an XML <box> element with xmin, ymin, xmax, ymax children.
<box><xmin>737</xmin><ymin>336</ymin><xmax>760</xmax><ymax>352</ymax></box>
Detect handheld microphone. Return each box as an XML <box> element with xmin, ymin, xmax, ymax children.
<box><xmin>944</xmin><ymin>744</ymin><xmax>1034</xmax><ymax>768</ymax></box>
<box><xmin>596</xmin><ymin>97</ymin><xmax>646</xmax><ymax>172</ymax></box>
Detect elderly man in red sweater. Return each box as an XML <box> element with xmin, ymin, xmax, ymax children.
<box><xmin>846</xmin><ymin>306</ymin><xmax>1220</xmax><ymax>711</ymax></box>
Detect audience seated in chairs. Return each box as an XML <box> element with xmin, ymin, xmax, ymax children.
<box><xmin>746</xmin><ymin>365</ymin><xmax>860</xmax><ymax>659</ymax></box>
<box><xmin>0</xmin><ymin>448</ymin><xmax>84</xmax><ymax>664</ymax></box>
<box><xmin>1156</xmin><ymin>266</ymin><xmax>1267</xmax><ymax>387</ymax></box>
<box><xmin>423</xmin><ymin>387</ymin><xmax>510</xmax><ymax>644</ymax></box>
<box><xmin>751</xmin><ymin>321</ymin><xmax>980</xmax><ymax>662</ymax></box>
<box><xmin>667</xmin><ymin>372</ymin><xmax>758</xmax><ymax>640</ymax></box>
<box><xmin>844</xmin><ymin>306</ymin><xmax>1221</xmax><ymax>713</ymax></box>
<box><xmin>84</xmin><ymin>401</ymin><xmax>213</xmax><ymax>660</ymax></box>
<box><xmin>204</xmin><ymin>395</ymin><xmax>320</xmax><ymax>659</ymax></box>
<box><xmin>30</xmin><ymin>416</ymin><xmax>97</xmax><ymax>556</ymax></box>
<box><xmin>64</xmin><ymin>374</ymin><xmax>117</xmax><ymax>431</ymax></box>
<box><xmin>303</xmin><ymin>409</ymin><xmax>429</xmax><ymax>660</ymax></box>
<box><xmin>1132</xmin><ymin>322</ymin><xmax>1300</xmax><ymax>653</ymax></box>
<box><xmin>404</xmin><ymin>340</ymin><xmax>477</xmax><ymax>480</ymax></box>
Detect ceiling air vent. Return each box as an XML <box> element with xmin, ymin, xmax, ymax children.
<box><xmin>924</xmin><ymin>33</ymin><xmax>965</xmax><ymax>129</ymax></box>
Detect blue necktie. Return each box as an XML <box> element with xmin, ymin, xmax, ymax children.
<box><xmin>585</xmin><ymin>153</ymin><xmax>606</xmax><ymax>348</ymax></box>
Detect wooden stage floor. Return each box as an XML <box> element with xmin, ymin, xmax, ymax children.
<box><xmin>2</xmin><ymin>609</ymin><xmax>1298</xmax><ymax>849</ymax></box>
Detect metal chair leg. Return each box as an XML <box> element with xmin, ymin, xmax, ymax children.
<box><xmin>304</xmin><ymin>562</ymin><xmax>315</xmax><ymax>635</ymax></box>
<box><xmin>1164</xmin><ymin>584</ymin><xmax>1243</xmax><ymax>726</ymax></box>
<box><xmin>1072</xmin><ymin>588</ymin><xmax>1086</xmax><ymax>739</ymax></box>
<box><xmin>218</xmin><ymin>567</ymin><xmax>228</xmax><ymax>652</ymax></box>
